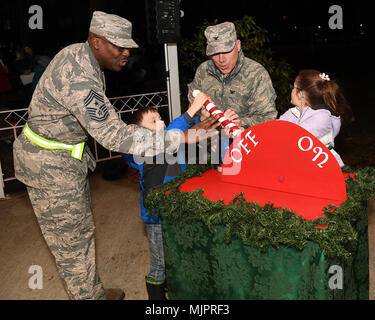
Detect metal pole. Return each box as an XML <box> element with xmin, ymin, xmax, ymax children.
<box><xmin>0</xmin><ymin>161</ymin><xmax>5</xmax><ymax>199</ymax></box>
<box><xmin>164</xmin><ymin>43</ymin><xmax>172</xmax><ymax>122</ymax></box>
<box><xmin>163</xmin><ymin>43</ymin><xmax>181</xmax><ymax>122</ymax></box>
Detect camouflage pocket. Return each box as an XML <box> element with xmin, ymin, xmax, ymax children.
<box><xmin>84</xmin><ymin>146</ymin><xmax>96</xmax><ymax>172</ymax></box>
<box><xmin>39</xmin><ymin>151</ymin><xmax>88</xmax><ymax>190</ymax></box>
<box><xmin>13</xmin><ymin>135</ymin><xmax>43</xmax><ymax>188</ymax></box>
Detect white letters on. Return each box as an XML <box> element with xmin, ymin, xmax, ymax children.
<box><xmin>298</xmin><ymin>136</ymin><xmax>329</xmax><ymax>168</ymax></box>
<box><xmin>298</xmin><ymin>136</ymin><xmax>314</xmax><ymax>152</ymax></box>
<box><xmin>312</xmin><ymin>147</ymin><xmax>329</xmax><ymax>168</ymax></box>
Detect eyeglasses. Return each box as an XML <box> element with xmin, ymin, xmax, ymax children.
<box><xmin>290</xmin><ymin>84</ymin><xmax>302</xmax><ymax>91</ymax></box>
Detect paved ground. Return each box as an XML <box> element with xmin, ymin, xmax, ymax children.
<box><xmin>0</xmin><ymin>170</ymin><xmax>374</xmax><ymax>300</ymax></box>
<box><xmin>0</xmin><ymin>171</ymin><xmax>149</xmax><ymax>300</ymax></box>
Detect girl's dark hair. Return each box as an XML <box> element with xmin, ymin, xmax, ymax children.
<box><xmin>129</xmin><ymin>106</ymin><xmax>159</xmax><ymax>125</ymax></box>
<box><xmin>296</xmin><ymin>69</ymin><xmax>354</xmax><ymax>125</ymax></box>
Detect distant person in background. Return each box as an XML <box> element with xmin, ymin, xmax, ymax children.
<box><xmin>23</xmin><ymin>44</ymin><xmax>36</xmax><ymax>67</ymax></box>
<box><xmin>32</xmin><ymin>54</ymin><xmax>51</xmax><ymax>93</ymax></box>
<box><xmin>279</xmin><ymin>69</ymin><xmax>354</xmax><ymax>167</ymax></box>
<box><xmin>13</xmin><ymin>47</ymin><xmax>35</xmax><ymax>78</ymax></box>
<box><xmin>0</xmin><ymin>51</ymin><xmax>12</xmax><ymax>106</ymax></box>
<box><xmin>12</xmin><ymin>47</ymin><xmax>35</xmax><ymax>100</ymax></box>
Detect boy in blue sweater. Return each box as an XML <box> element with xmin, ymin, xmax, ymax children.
<box><xmin>123</xmin><ymin>92</ymin><xmax>210</xmax><ymax>300</ymax></box>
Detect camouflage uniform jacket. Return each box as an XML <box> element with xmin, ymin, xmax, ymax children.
<box><xmin>188</xmin><ymin>50</ymin><xmax>277</xmax><ymax>128</ymax></box>
<box><xmin>13</xmin><ymin>42</ymin><xmax>180</xmax><ymax>189</ymax></box>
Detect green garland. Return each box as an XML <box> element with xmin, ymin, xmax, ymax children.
<box><xmin>144</xmin><ymin>164</ymin><xmax>375</xmax><ymax>259</ymax></box>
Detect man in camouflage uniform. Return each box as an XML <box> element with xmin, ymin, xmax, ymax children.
<box><xmin>188</xmin><ymin>21</ymin><xmax>277</xmax><ymax>129</ymax></box>
<box><xmin>13</xmin><ymin>11</ymin><xmax>218</xmax><ymax>300</ymax></box>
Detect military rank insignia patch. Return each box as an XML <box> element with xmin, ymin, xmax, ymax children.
<box><xmin>84</xmin><ymin>89</ymin><xmax>109</xmax><ymax>122</ymax></box>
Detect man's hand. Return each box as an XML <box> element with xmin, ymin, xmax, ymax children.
<box><xmin>183</xmin><ymin>115</ymin><xmax>220</xmax><ymax>143</ymax></box>
<box><xmin>223</xmin><ymin>109</ymin><xmax>241</xmax><ymax>128</ymax></box>
<box><xmin>221</xmin><ymin>109</ymin><xmax>243</xmax><ymax>139</ymax></box>
<box><xmin>219</xmin><ymin>109</ymin><xmax>244</xmax><ymax>139</ymax></box>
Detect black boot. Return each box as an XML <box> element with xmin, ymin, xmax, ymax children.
<box><xmin>145</xmin><ymin>276</ymin><xmax>167</xmax><ymax>300</ymax></box>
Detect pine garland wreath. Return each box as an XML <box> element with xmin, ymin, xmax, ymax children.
<box><xmin>144</xmin><ymin>164</ymin><xmax>375</xmax><ymax>259</ymax></box>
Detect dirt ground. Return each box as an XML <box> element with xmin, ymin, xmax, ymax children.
<box><xmin>0</xmin><ymin>168</ymin><xmax>150</xmax><ymax>300</ymax></box>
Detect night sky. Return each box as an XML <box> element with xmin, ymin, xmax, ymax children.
<box><xmin>0</xmin><ymin>0</ymin><xmax>373</xmax><ymax>50</ymax></box>
<box><xmin>0</xmin><ymin>0</ymin><xmax>374</xmax><ymax>96</ymax></box>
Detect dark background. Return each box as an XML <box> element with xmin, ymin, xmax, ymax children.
<box><xmin>1</xmin><ymin>0</ymin><xmax>374</xmax><ymax>168</ymax></box>
<box><xmin>1</xmin><ymin>0</ymin><xmax>373</xmax><ymax>88</ymax></box>
<box><xmin>0</xmin><ymin>1</ymin><xmax>373</xmax><ymax>48</ymax></box>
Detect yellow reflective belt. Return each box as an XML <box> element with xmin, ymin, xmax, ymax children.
<box><xmin>23</xmin><ymin>123</ymin><xmax>85</xmax><ymax>160</ymax></box>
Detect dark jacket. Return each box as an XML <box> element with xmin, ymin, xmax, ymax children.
<box><xmin>124</xmin><ymin>112</ymin><xmax>199</xmax><ymax>223</ymax></box>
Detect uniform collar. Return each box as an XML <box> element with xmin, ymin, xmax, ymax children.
<box><xmin>84</xmin><ymin>41</ymin><xmax>106</xmax><ymax>90</ymax></box>
<box><xmin>85</xmin><ymin>41</ymin><xmax>101</xmax><ymax>73</ymax></box>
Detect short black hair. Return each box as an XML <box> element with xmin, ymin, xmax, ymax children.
<box><xmin>130</xmin><ymin>106</ymin><xmax>159</xmax><ymax>125</ymax></box>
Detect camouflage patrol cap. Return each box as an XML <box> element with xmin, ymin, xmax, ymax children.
<box><xmin>89</xmin><ymin>11</ymin><xmax>139</xmax><ymax>48</ymax></box>
<box><xmin>204</xmin><ymin>22</ymin><xmax>237</xmax><ymax>56</ymax></box>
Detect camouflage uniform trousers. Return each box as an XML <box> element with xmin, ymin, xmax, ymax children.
<box><xmin>26</xmin><ymin>179</ymin><xmax>106</xmax><ymax>300</ymax></box>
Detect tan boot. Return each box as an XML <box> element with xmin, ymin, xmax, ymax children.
<box><xmin>104</xmin><ymin>288</ymin><xmax>125</xmax><ymax>300</ymax></box>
